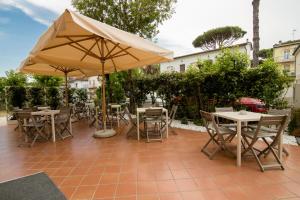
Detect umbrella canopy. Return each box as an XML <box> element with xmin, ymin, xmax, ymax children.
<box><xmin>29</xmin><ymin>9</ymin><xmax>173</xmax><ymax>74</ymax></box>
<box><xmin>18</xmin><ymin>57</ymin><xmax>96</xmax><ymax>105</ymax></box>
<box><xmin>25</xmin><ymin>9</ymin><xmax>173</xmax><ymax>133</ymax></box>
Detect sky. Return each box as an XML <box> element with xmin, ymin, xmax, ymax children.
<box><xmin>0</xmin><ymin>0</ymin><xmax>300</xmax><ymax>76</ymax></box>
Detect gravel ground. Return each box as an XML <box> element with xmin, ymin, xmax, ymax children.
<box><xmin>171</xmin><ymin>120</ymin><xmax>298</xmax><ymax>146</ymax></box>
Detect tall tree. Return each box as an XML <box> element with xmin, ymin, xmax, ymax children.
<box><xmin>72</xmin><ymin>0</ymin><xmax>176</xmax><ymax>39</ymax></box>
<box><xmin>252</xmin><ymin>0</ymin><xmax>260</xmax><ymax>67</ymax></box>
<box><xmin>72</xmin><ymin>0</ymin><xmax>177</xmax><ymax>111</ymax></box>
<box><xmin>192</xmin><ymin>26</ymin><xmax>246</xmax><ymax>50</ymax></box>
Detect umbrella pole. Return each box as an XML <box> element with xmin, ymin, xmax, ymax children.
<box><xmin>64</xmin><ymin>72</ymin><xmax>69</xmax><ymax>106</ymax></box>
<box><xmin>101</xmin><ymin>60</ymin><xmax>106</xmax><ymax>131</ymax></box>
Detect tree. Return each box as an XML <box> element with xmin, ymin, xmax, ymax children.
<box><xmin>252</xmin><ymin>0</ymin><xmax>260</xmax><ymax>67</ymax></box>
<box><xmin>258</xmin><ymin>48</ymin><xmax>273</xmax><ymax>59</ymax></box>
<box><xmin>192</xmin><ymin>26</ymin><xmax>247</xmax><ymax>50</ymax></box>
<box><xmin>72</xmin><ymin>0</ymin><xmax>177</xmax><ymax>39</ymax></box>
<box><xmin>4</xmin><ymin>70</ymin><xmax>28</xmax><ymax>109</ymax></box>
<box><xmin>4</xmin><ymin>70</ymin><xmax>27</xmax><ymax>87</ymax></box>
<box><xmin>32</xmin><ymin>75</ymin><xmax>62</xmax><ymax>88</ymax></box>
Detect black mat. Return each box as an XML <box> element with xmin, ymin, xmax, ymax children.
<box><xmin>0</xmin><ymin>172</ymin><xmax>67</xmax><ymax>200</ymax></box>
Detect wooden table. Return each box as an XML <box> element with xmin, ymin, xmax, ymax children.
<box><xmin>37</xmin><ymin>106</ymin><xmax>50</xmax><ymax>110</ymax></box>
<box><xmin>31</xmin><ymin>110</ymin><xmax>60</xmax><ymax>142</ymax></box>
<box><xmin>136</xmin><ymin>107</ymin><xmax>168</xmax><ymax>141</ymax></box>
<box><xmin>213</xmin><ymin>111</ymin><xmax>282</xmax><ymax>167</ymax></box>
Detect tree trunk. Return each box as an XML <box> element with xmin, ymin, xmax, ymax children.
<box><xmin>252</xmin><ymin>0</ymin><xmax>260</xmax><ymax>67</ymax></box>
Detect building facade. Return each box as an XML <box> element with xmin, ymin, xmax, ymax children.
<box><xmin>293</xmin><ymin>45</ymin><xmax>300</xmax><ymax>108</ymax></box>
<box><xmin>273</xmin><ymin>40</ymin><xmax>300</xmax><ymax>106</ymax></box>
<box><xmin>160</xmin><ymin>42</ymin><xmax>252</xmax><ymax>73</ymax></box>
<box><xmin>273</xmin><ymin>40</ymin><xmax>300</xmax><ymax>76</ymax></box>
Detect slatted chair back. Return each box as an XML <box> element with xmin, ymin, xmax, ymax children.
<box><xmin>145</xmin><ymin>108</ymin><xmax>163</xmax><ymax>120</ymax></box>
<box><xmin>200</xmin><ymin>110</ymin><xmax>218</xmax><ymax>135</ymax></box>
<box><xmin>56</xmin><ymin>107</ymin><xmax>71</xmax><ymax>123</ymax></box>
<box><xmin>252</xmin><ymin>115</ymin><xmax>288</xmax><ymax>143</ymax></box>
<box><xmin>215</xmin><ymin>107</ymin><xmax>234</xmax><ymax>112</ymax></box>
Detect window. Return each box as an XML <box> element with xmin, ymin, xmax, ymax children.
<box><xmin>75</xmin><ymin>83</ymin><xmax>78</xmax><ymax>88</ymax></box>
<box><xmin>284</xmin><ymin>49</ymin><xmax>290</xmax><ymax>60</ymax></box>
<box><xmin>167</xmin><ymin>66</ymin><xmax>174</xmax><ymax>71</ymax></box>
<box><xmin>284</xmin><ymin>64</ymin><xmax>290</xmax><ymax>72</ymax></box>
<box><xmin>180</xmin><ymin>64</ymin><xmax>185</xmax><ymax>73</ymax></box>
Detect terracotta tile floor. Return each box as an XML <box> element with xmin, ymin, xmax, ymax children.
<box><xmin>1</xmin><ymin>121</ymin><xmax>300</xmax><ymax>200</ymax></box>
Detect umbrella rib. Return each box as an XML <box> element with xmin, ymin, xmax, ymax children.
<box><xmin>109</xmin><ymin>40</ymin><xmax>140</xmax><ymax>61</ymax></box>
<box><xmin>42</xmin><ymin>36</ymin><xmax>97</xmax><ymax>51</ymax></box>
<box><xmin>108</xmin><ymin>47</ymin><xmax>131</xmax><ymax>59</ymax></box>
<box><xmin>81</xmin><ymin>38</ymin><xmax>100</xmax><ymax>61</ymax></box>
<box><xmin>68</xmin><ymin>43</ymin><xmax>101</xmax><ymax>60</ymax></box>
<box><xmin>104</xmin><ymin>42</ymin><xmax>120</xmax><ymax>59</ymax></box>
<box><xmin>104</xmin><ymin>40</ymin><xmax>118</xmax><ymax>72</ymax></box>
<box><xmin>67</xmin><ymin>37</ymin><xmax>101</xmax><ymax>60</ymax></box>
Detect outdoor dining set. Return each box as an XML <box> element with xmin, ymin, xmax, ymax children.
<box><xmin>13</xmin><ymin>102</ymin><xmax>290</xmax><ymax>172</ymax></box>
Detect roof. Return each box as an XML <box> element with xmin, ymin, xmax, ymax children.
<box><xmin>293</xmin><ymin>45</ymin><xmax>300</xmax><ymax>55</ymax></box>
<box><xmin>174</xmin><ymin>42</ymin><xmax>252</xmax><ymax>60</ymax></box>
<box><xmin>273</xmin><ymin>39</ymin><xmax>300</xmax><ymax>48</ymax></box>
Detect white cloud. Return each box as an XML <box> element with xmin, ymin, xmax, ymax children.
<box><xmin>1</xmin><ymin>0</ymin><xmax>300</xmax><ymax>55</ymax></box>
<box><xmin>25</xmin><ymin>0</ymin><xmax>72</xmax><ymax>14</ymax></box>
<box><xmin>0</xmin><ymin>0</ymin><xmax>72</xmax><ymax>26</ymax></box>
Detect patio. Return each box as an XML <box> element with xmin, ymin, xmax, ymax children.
<box><xmin>1</xmin><ymin>120</ymin><xmax>300</xmax><ymax>200</ymax></box>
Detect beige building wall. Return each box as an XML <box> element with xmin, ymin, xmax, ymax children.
<box><xmin>273</xmin><ymin>44</ymin><xmax>299</xmax><ymax>76</ymax></box>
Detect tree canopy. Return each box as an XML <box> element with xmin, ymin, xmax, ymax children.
<box><xmin>72</xmin><ymin>0</ymin><xmax>177</xmax><ymax>39</ymax></box>
<box><xmin>192</xmin><ymin>26</ymin><xmax>247</xmax><ymax>50</ymax></box>
<box><xmin>258</xmin><ymin>48</ymin><xmax>273</xmax><ymax>59</ymax></box>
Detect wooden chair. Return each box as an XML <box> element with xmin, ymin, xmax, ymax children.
<box><xmin>144</xmin><ymin>108</ymin><xmax>163</xmax><ymax>142</ymax></box>
<box><xmin>200</xmin><ymin>110</ymin><xmax>237</xmax><ymax>159</ymax></box>
<box><xmin>241</xmin><ymin>115</ymin><xmax>288</xmax><ymax>172</ymax></box>
<box><xmin>247</xmin><ymin>109</ymin><xmax>291</xmax><ymax>157</ymax></box>
<box><xmin>161</xmin><ymin>105</ymin><xmax>178</xmax><ymax>135</ymax></box>
<box><xmin>124</xmin><ymin>107</ymin><xmax>144</xmax><ymax>138</ymax></box>
<box><xmin>215</xmin><ymin>107</ymin><xmax>236</xmax><ymax>128</ymax></box>
<box><xmin>16</xmin><ymin>111</ymin><xmax>48</xmax><ymax>147</ymax></box>
<box><xmin>55</xmin><ymin>107</ymin><xmax>73</xmax><ymax>140</ymax></box>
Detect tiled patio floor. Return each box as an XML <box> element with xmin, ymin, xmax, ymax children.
<box><xmin>1</xmin><ymin>121</ymin><xmax>300</xmax><ymax>200</ymax></box>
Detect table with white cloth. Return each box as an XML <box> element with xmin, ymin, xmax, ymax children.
<box><xmin>213</xmin><ymin>111</ymin><xmax>282</xmax><ymax>167</ymax></box>
<box><xmin>136</xmin><ymin>107</ymin><xmax>168</xmax><ymax>141</ymax></box>
<box><xmin>31</xmin><ymin>110</ymin><xmax>62</xmax><ymax>142</ymax></box>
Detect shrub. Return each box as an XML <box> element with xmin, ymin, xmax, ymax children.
<box><xmin>28</xmin><ymin>87</ymin><xmax>44</xmax><ymax>106</ymax></box>
<box><xmin>7</xmin><ymin>86</ymin><xmax>27</xmax><ymax>108</ymax></box>
<box><xmin>46</xmin><ymin>87</ymin><xmax>61</xmax><ymax>109</ymax></box>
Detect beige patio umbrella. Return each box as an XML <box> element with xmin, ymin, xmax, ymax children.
<box><xmin>19</xmin><ymin>57</ymin><xmax>95</xmax><ymax>106</ymax></box>
<box><xmin>26</xmin><ymin>9</ymin><xmax>173</xmax><ymax>137</ymax></box>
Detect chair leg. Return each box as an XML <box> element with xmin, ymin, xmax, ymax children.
<box><xmin>250</xmin><ymin>146</ymin><xmax>265</xmax><ymax>172</ymax></box>
<box><xmin>30</xmin><ymin>134</ymin><xmax>39</xmax><ymax>147</ymax></box>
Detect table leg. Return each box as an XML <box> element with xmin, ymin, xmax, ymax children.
<box><xmin>137</xmin><ymin>112</ymin><xmax>140</xmax><ymax>141</ymax></box>
<box><xmin>166</xmin><ymin>110</ymin><xmax>169</xmax><ymax>138</ymax></box>
<box><xmin>117</xmin><ymin>107</ymin><xmax>120</xmax><ymax>127</ymax></box>
<box><xmin>51</xmin><ymin>114</ymin><xmax>56</xmax><ymax>142</ymax></box>
<box><xmin>69</xmin><ymin>117</ymin><xmax>73</xmax><ymax>135</ymax></box>
<box><xmin>237</xmin><ymin>120</ymin><xmax>242</xmax><ymax>167</ymax></box>
<box><xmin>279</xmin><ymin>129</ymin><xmax>283</xmax><ymax>161</ymax></box>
